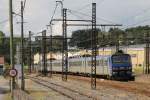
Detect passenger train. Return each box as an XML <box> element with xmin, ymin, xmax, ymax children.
<box><xmin>38</xmin><ymin>51</ymin><xmax>135</xmax><ymax>80</ymax></box>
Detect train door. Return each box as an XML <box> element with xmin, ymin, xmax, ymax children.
<box><xmin>84</xmin><ymin>57</ymin><xmax>87</xmax><ymax>74</ymax></box>
<box><xmin>103</xmin><ymin>57</ymin><xmax>109</xmax><ymax>75</ymax></box>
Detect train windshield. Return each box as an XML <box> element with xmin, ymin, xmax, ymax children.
<box><xmin>112</xmin><ymin>55</ymin><xmax>131</xmax><ymax>64</ymax></box>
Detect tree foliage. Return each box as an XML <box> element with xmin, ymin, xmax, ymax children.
<box><xmin>32</xmin><ymin>35</ymin><xmax>63</xmax><ymax>54</ymax></box>
<box><xmin>0</xmin><ymin>31</ymin><xmax>21</xmax><ymax>64</ymax></box>
<box><xmin>69</xmin><ymin>29</ymin><xmax>101</xmax><ymax>49</ymax></box>
<box><xmin>69</xmin><ymin>26</ymin><xmax>150</xmax><ymax>49</ymax></box>
<box><xmin>51</xmin><ymin>35</ymin><xmax>63</xmax><ymax>52</ymax></box>
<box><xmin>125</xmin><ymin>26</ymin><xmax>149</xmax><ymax>44</ymax></box>
<box><xmin>108</xmin><ymin>28</ymin><xmax>126</xmax><ymax>46</ymax></box>
<box><xmin>0</xmin><ymin>31</ymin><xmax>5</xmax><ymax>45</ymax></box>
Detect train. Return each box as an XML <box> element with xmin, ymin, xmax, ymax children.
<box><xmin>38</xmin><ymin>51</ymin><xmax>135</xmax><ymax>80</ymax></box>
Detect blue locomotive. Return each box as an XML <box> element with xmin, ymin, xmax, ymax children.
<box><xmin>109</xmin><ymin>53</ymin><xmax>134</xmax><ymax>80</ymax></box>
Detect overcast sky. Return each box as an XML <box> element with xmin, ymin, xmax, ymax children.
<box><xmin>1</xmin><ymin>0</ymin><xmax>150</xmax><ymax>37</ymax></box>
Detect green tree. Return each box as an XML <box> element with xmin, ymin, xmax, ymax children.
<box><xmin>108</xmin><ymin>28</ymin><xmax>126</xmax><ymax>46</ymax></box>
<box><xmin>69</xmin><ymin>29</ymin><xmax>100</xmax><ymax>49</ymax></box>
<box><xmin>0</xmin><ymin>31</ymin><xmax>5</xmax><ymax>46</ymax></box>
<box><xmin>32</xmin><ymin>35</ymin><xmax>63</xmax><ymax>54</ymax></box>
<box><xmin>0</xmin><ymin>30</ymin><xmax>21</xmax><ymax>64</ymax></box>
<box><xmin>125</xmin><ymin>25</ymin><xmax>150</xmax><ymax>44</ymax></box>
<box><xmin>51</xmin><ymin>35</ymin><xmax>63</xmax><ymax>52</ymax></box>
<box><xmin>69</xmin><ymin>26</ymin><xmax>150</xmax><ymax>49</ymax></box>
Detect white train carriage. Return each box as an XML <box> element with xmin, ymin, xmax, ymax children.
<box><xmin>47</xmin><ymin>55</ymin><xmax>112</xmax><ymax>76</ymax></box>
<box><xmin>52</xmin><ymin>59</ymin><xmax>62</xmax><ymax>72</ymax></box>
<box><xmin>86</xmin><ymin>56</ymin><xmax>111</xmax><ymax>76</ymax></box>
<box><xmin>68</xmin><ymin>56</ymin><xmax>85</xmax><ymax>74</ymax></box>
<box><xmin>68</xmin><ymin>56</ymin><xmax>111</xmax><ymax>76</ymax></box>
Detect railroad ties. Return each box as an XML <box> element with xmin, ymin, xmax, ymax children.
<box><xmin>28</xmin><ymin>76</ymin><xmax>97</xmax><ymax>100</ymax></box>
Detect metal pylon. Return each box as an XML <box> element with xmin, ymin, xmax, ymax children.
<box><xmin>62</xmin><ymin>8</ymin><xmax>68</xmax><ymax>81</ymax></box>
<box><xmin>91</xmin><ymin>3</ymin><xmax>97</xmax><ymax>89</ymax></box>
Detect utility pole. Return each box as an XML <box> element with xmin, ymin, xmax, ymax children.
<box><xmin>62</xmin><ymin>8</ymin><xmax>68</xmax><ymax>81</ymax></box>
<box><xmin>42</xmin><ymin>30</ymin><xmax>47</xmax><ymax>76</ymax></box>
<box><xmin>116</xmin><ymin>39</ymin><xmax>120</xmax><ymax>52</ymax></box>
<box><xmin>91</xmin><ymin>3</ymin><xmax>97</xmax><ymax>89</ymax></box>
<box><xmin>9</xmin><ymin>0</ymin><xmax>15</xmax><ymax>98</ymax></box>
<box><xmin>145</xmin><ymin>32</ymin><xmax>150</xmax><ymax>74</ymax></box>
<box><xmin>56</xmin><ymin>0</ymin><xmax>63</xmax><ymax>16</ymax></box>
<box><xmin>48</xmin><ymin>0</ymin><xmax>63</xmax><ymax>77</ymax></box>
<box><xmin>21</xmin><ymin>1</ymin><xmax>25</xmax><ymax>90</ymax></box>
<box><xmin>50</xmin><ymin>25</ymin><xmax>53</xmax><ymax>77</ymax></box>
<box><xmin>29</xmin><ymin>31</ymin><xmax>32</xmax><ymax>73</ymax></box>
<box><xmin>32</xmin><ymin>48</ymin><xmax>34</xmax><ymax>72</ymax></box>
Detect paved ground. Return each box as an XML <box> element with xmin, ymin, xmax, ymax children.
<box><xmin>27</xmin><ymin>74</ymin><xmax>150</xmax><ymax>100</ymax></box>
<box><xmin>25</xmin><ymin>78</ymin><xmax>71</xmax><ymax>100</ymax></box>
<box><xmin>0</xmin><ymin>76</ymin><xmax>9</xmax><ymax>100</ymax></box>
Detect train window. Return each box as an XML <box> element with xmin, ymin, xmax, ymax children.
<box><xmin>131</xmin><ymin>54</ymin><xmax>136</xmax><ymax>57</ymax></box>
<box><xmin>69</xmin><ymin>61</ymin><xmax>81</xmax><ymax>66</ymax></box>
<box><xmin>98</xmin><ymin>58</ymin><xmax>108</xmax><ymax>66</ymax></box>
<box><xmin>96</xmin><ymin>60</ymin><xmax>100</xmax><ymax>66</ymax></box>
<box><xmin>87</xmin><ymin>61</ymin><xmax>91</xmax><ymax>66</ymax></box>
<box><xmin>104</xmin><ymin>59</ymin><xmax>108</xmax><ymax>66</ymax></box>
<box><xmin>53</xmin><ymin>62</ymin><xmax>61</xmax><ymax>67</ymax></box>
<box><xmin>112</xmin><ymin>55</ymin><xmax>130</xmax><ymax>64</ymax></box>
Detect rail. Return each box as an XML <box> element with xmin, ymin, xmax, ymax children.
<box><xmin>28</xmin><ymin>76</ymin><xmax>98</xmax><ymax>100</ymax></box>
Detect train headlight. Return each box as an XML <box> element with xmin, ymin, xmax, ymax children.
<box><xmin>127</xmin><ymin>71</ymin><xmax>131</xmax><ymax>74</ymax></box>
<box><xmin>112</xmin><ymin>67</ymin><xmax>118</xmax><ymax>70</ymax></box>
<box><xmin>128</xmin><ymin>67</ymin><xmax>132</xmax><ymax>70</ymax></box>
<box><xmin>112</xmin><ymin>72</ymin><xmax>117</xmax><ymax>74</ymax></box>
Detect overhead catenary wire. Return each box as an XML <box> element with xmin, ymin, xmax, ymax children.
<box><xmin>97</xmin><ymin>0</ymin><xmax>105</xmax><ymax>6</ymax></box>
<box><xmin>28</xmin><ymin>3</ymin><xmax>59</xmax><ymax>38</ymax></box>
<box><xmin>0</xmin><ymin>12</ymin><xmax>21</xmax><ymax>25</ymax></box>
<box><xmin>119</xmin><ymin>3</ymin><xmax>150</xmax><ymax>29</ymax></box>
<box><xmin>122</xmin><ymin>17</ymin><xmax>150</xmax><ymax>30</ymax></box>
<box><xmin>23</xmin><ymin>0</ymin><xmax>27</xmax><ymax>12</ymax></box>
<box><xmin>50</xmin><ymin>3</ymin><xmax>59</xmax><ymax>24</ymax></box>
<box><xmin>69</xmin><ymin>0</ymin><xmax>150</xmax><ymax>29</ymax></box>
<box><xmin>68</xmin><ymin>10</ymin><xmax>88</xmax><ymax>21</ymax></box>
<box><xmin>0</xmin><ymin>0</ymin><xmax>27</xmax><ymax>25</ymax></box>
<box><xmin>75</xmin><ymin>3</ymin><xmax>91</xmax><ymax>11</ymax></box>
<box><xmin>67</xmin><ymin>9</ymin><xmax>120</xmax><ymax>24</ymax></box>
<box><xmin>124</xmin><ymin>6</ymin><xmax>150</xmax><ymax>24</ymax></box>
<box><xmin>71</xmin><ymin>0</ymin><xmax>105</xmax><ymax>15</ymax></box>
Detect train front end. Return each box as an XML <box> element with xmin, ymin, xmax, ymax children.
<box><xmin>111</xmin><ymin>53</ymin><xmax>135</xmax><ymax>80</ymax></box>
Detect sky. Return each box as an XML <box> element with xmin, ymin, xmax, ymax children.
<box><xmin>1</xmin><ymin>0</ymin><xmax>150</xmax><ymax>37</ymax></box>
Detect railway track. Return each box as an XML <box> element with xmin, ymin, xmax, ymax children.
<box><xmin>27</xmin><ymin>76</ymin><xmax>97</xmax><ymax>100</ymax></box>
<box><xmin>32</xmin><ymin>74</ymin><xmax>150</xmax><ymax>97</ymax></box>
<box><xmin>65</xmin><ymin>75</ymin><xmax>150</xmax><ymax>97</ymax></box>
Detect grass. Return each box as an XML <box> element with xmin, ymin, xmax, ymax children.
<box><xmin>133</xmin><ymin>66</ymin><xmax>144</xmax><ymax>75</ymax></box>
<box><xmin>4</xmin><ymin>90</ymin><xmax>47</xmax><ymax>100</ymax></box>
<box><xmin>3</xmin><ymin>93</ymin><xmax>11</xmax><ymax>100</ymax></box>
<box><xmin>26</xmin><ymin>90</ymin><xmax>48</xmax><ymax>100</ymax></box>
